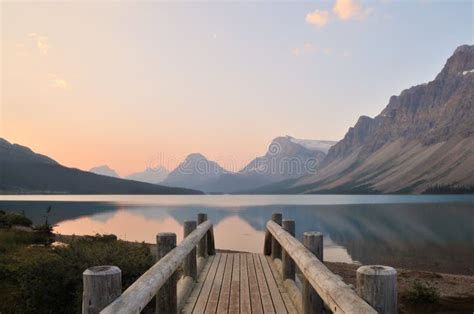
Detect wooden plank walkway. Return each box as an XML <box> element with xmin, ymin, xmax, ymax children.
<box><xmin>182</xmin><ymin>253</ymin><xmax>297</xmax><ymax>314</ymax></box>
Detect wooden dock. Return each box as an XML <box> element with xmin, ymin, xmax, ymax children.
<box><xmin>182</xmin><ymin>253</ymin><xmax>296</xmax><ymax>314</ymax></box>
<box><xmin>81</xmin><ymin>213</ymin><xmax>398</xmax><ymax>314</ymax></box>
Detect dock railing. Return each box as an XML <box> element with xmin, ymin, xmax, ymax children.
<box><xmin>264</xmin><ymin>212</ymin><xmax>397</xmax><ymax>314</ymax></box>
<box><xmin>81</xmin><ymin>213</ymin><xmax>215</xmax><ymax>314</ymax></box>
<box><xmin>81</xmin><ymin>211</ymin><xmax>396</xmax><ymax>314</ymax></box>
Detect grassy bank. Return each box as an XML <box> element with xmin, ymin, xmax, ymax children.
<box><xmin>0</xmin><ymin>211</ymin><xmax>154</xmax><ymax>313</ymax></box>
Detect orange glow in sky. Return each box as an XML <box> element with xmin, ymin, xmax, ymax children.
<box><xmin>2</xmin><ymin>2</ymin><xmax>471</xmax><ymax>175</ymax></box>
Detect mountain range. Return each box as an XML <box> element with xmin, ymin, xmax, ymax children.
<box><xmin>0</xmin><ymin>138</ymin><xmax>200</xmax><ymax>194</ymax></box>
<box><xmin>2</xmin><ymin>45</ymin><xmax>472</xmax><ymax>194</ymax></box>
<box><xmin>161</xmin><ymin>137</ymin><xmax>336</xmax><ymax>193</ymax></box>
<box><xmin>256</xmin><ymin>45</ymin><xmax>474</xmax><ymax>194</ymax></box>
<box><xmin>89</xmin><ymin>165</ymin><xmax>169</xmax><ymax>184</ymax></box>
<box><xmin>89</xmin><ymin>165</ymin><xmax>120</xmax><ymax>178</ymax></box>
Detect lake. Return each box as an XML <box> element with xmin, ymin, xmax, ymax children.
<box><xmin>1</xmin><ymin>194</ymin><xmax>473</xmax><ymax>275</ymax></box>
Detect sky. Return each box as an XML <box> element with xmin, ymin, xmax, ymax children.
<box><xmin>1</xmin><ymin>0</ymin><xmax>473</xmax><ymax>175</ymax></box>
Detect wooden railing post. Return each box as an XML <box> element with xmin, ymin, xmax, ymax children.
<box><xmin>282</xmin><ymin>219</ymin><xmax>295</xmax><ymax>280</ymax></box>
<box><xmin>183</xmin><ymin>221</ymin><xmax>197</xmax><ymax>280</ymax></box>
<box><xmin>271</xmin><ymin>213</ymin><xmax>282</xmax><ymax>260</ymax></box>
<box><xmin>82</xmin><ymin>266</ymin><xmax>121</xmax><ymax>314</ymax></box>
<box><xmin>357</xmin><ymin>265</ymin><xmax>397</xmax><ymax>314</ymax></box>
<box><xmin>303</xmin><ymin>232</ymin><xmax>324</xmax><ymax>314</ymax></box>
<box><xmin>197</xmin><ymin>213</ymin><xmax>208</xmax><ymax>258</ymax></box>
<box><xmin>207</xmin><ymin>224</ymin><xmax>216</xmax><ymax>255</ymax></box>
<box><xmin>264</xmin><ymin>229</ymin><xmax>272</xmax><ymax>255</ymax></box>
<box><xmin>156</xmin><ymin>232</ymin><xmax>177</xmax><ymax>314</ymax></box>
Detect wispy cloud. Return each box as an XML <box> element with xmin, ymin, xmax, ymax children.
<box><xmin>28</xmin><ymin>33</ymin><xmax>50</xmax><ymax>54</ymax></box>
<box><xmin>305</xmin><ymin>10</ymin><xmax>330</xmax><ymax>28</ymax></box>
<box><xmin>49</xmin><ymin>73</ymin><xmax>71</xmax><ymax>90</ymax></box>
<box><xmin>292</xmin><ymin>43</ymin><xmax>318</xmax><ymax>56</ymax></box>
<box><xmin>306</xmin><ymin>0</ymin><xmax>373</xmax><ymax>29</ymax></box>
<box><xmin>333</xmin><ymin>0</ymin><xmax>373</xmax><ymax>20</ymax></box>
<box><xmin>292</xmin><ymin>43</ymin><xmax>351</xmax><ymax>59</ymax></box>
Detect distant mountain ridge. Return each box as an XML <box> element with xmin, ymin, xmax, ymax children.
<box><xmin>162</xmin><ymin>153</ymin><xmax>227</xmax><ymax>190</ymax></box>
<box><xmin>259</xmin><ymin>45</ymin><xmax>474</xmax><ymax>194</ymax></box>
<box><xmin>161</xmin><ymin>136</ymin><xmax>336</xmax><ymax>193</ymax></box>
<box><xmin>89</xmin><ymin>165</ymin><xmax>119</xmax><ymax>178</ymax></box>
<box><xmin>0</xmin><ymin>138</ymin><xmax>201</xmax><ymax>195</ymax></box>
<box><xmin>89</xmin><ymin>164</ymin><xmax>170</xmax><ymax>184</ymax></box>
<box><xmin>125</xmin><ymin>166</ymin><xmax>169</xmax><ymax>184</ymax></box>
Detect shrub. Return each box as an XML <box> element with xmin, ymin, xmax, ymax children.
<box><xmin>0</xmin><ymin>233</ymin><xmax>154</xmax><ymax>313</ymax></box>
<box><xmin>0</xmin><ymin>229</ymin><xmax>49</xmax><ymax>253</ymax></box>
<box><xmin>0</xmin><ymin>211</ymin><xmax>33</xmax><ymax>229</ymax></box>
<box><xmin>405</xmin><ymin>280</ymin><xmax>440</xmax><ymax>304</ymax></box>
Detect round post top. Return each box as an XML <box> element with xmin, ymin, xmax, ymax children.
<box><xmin>157</xmin><ymin>232</ymin><xmax>176</xmax><ymax>238</ymax></box>
<box><xmin>357</xmin><ymin>265</ymin><xmax>397</xmax><ymax>276</ymax></box>
<box><xmin>303</xmin><ymin>231</ymin><xmax>323</xmax><ymax>237</ymax></box>
<box><xmin>83</xmin><ymin>265</ymin><xmax>121</xmax><ymax>276</ymax></box>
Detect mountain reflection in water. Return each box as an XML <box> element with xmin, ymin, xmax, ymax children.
<box><xmin>0</xmin><ymin>195</ymin><xmax>472</xmax><ymax>275</ymax></box>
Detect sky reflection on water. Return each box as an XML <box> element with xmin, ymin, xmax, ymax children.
<box><xmin>0</xmin><ymin>195</ymin><xmax>472</xmax><ymax>274</ymax></box>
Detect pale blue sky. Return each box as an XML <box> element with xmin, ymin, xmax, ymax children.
<box><xmin>2</xmin><ymin>1</ymin><xmax>473</xmax><ymax>174</ymax></box>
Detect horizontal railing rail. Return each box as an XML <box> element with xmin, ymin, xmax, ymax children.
<box><xmin>101</xmin><ymin>220</ymin><xmax>212</xmax><ymax>314</ymax></box>
<box><xmin>266</xmin><ymin>220</ymin><xmax>378</xmax><ymax>314</ymax></box>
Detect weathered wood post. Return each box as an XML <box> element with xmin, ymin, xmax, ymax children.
<box><xmin>263</xmin><ymin>229</ymin><xmax>272</xmax><ymax>255</ymax></box>
<box><xmin>197</xmin><ymin>213</ymin><xmax>208</xmax><ymax>258</ymax></box>
<box><xmin>156</xmin><ymin>232</ymin><xmax>177</xmax><ymax>314</ymax></box>
<box><xmin>183</xmin><ymin>221</ymin><xmax>197</xmax><ymax>280</ymax></box>
<box><xmin>357</xmin><ymin>265</ymin><xmax>397</xmax><ymax>314</ymax></box>
<box><xmin>82</xmin><ymin>266</ymin><xmax>122</xmax><ymax>314</ymax></box>
<box><xmin>271</xmin><ymin>213</ymin><xmax>283</xmax><ymax>260</ymax></box>
<box><xmin>303</xmin><ymin>232</ymin><xmax>324</xmax><ymax>314</ymax></box>
<box><xmin>207</xmin><ymin>223</ymin><xmax>216</xmax><ymax>255</ymax></box>
<box><xmin>282</xmin><ymin>219</ymin><xmax>295</xmax><ymax>280</ymax></box>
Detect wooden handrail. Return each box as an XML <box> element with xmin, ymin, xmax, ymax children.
<box><xmin>100</xmin><ymin>220</ymin><xmax>212</xmax><ymax>314</ymax></box>
<box><xmin>267</xmin><ymin>220</ymin><xmax>377</xmax><ymax>314</ymax></box>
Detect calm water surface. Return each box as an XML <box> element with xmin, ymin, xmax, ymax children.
<box><xmin>1</xmin><ymin>195</ymin><xmax>473</xmax><ymax>274</ymax></box>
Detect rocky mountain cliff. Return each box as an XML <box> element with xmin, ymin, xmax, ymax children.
<box><xmin>265</xmin><ymin>45</ymin><xmax>474</xmax><ymax>194</ymax></box>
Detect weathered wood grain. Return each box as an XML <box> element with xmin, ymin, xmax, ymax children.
<box><xmin>258</xmin><ymin>254</ymin><xmax>287</xmax><ymax>313</ymax></box>
<box><xmin>265</xmin><ymin>256</ymin><xmax>300</xmax><ymax>314</ymax></box>
<box><xmin>156</xmin><ymin>233</ymin><xmax>177</xmax><ymax>314</ymax></box>
<box><xmin>271</xmin><ymin>213</ymin><xmax>282</xmax><ymax>260</ymax></box>
<box><xmin>100</xmin><ymin>221</ymin><xmax>212</xmax><ymax>314</ymax></box>
<box><xmin>192</xmin><ymin>254</ymin><xmax>222</xmax><ymax>314</ymax></box>
<box><xmin>181</xmin><ymin>256</ymin><xmax>215</xmax><ymax>313</ymax></box>
<box><xmin>267</xmin><ymin>220</ymin><xmax>376</xmax><ymax>314</ymax></box>
<box><xmin>183</xmin><ymin>221</ymin><xmax>197</xmax><ymax>280</ymax></box>
<box><xmin>205</xmin><ymin>253</ymin><xmax>227</xmax><ymax>313</ymax></box>
<box><xmin>82</xmin><ymin>266</ymin><xmax>122</xmax><ymax>314</ymax></box>
<box><xmin>247</xmin><ymin>254</ymin><xmax>263</xmax><ymax>314</ymax></box>
<box><xmin>240</xmin><ymin>253</ymin><xmax>252</xmax><ymax>314</ymax></box>
<box><xmin>357</xmin><ymin>265</ymin><xmax>397</xmax><ymax>314</ymax></box>
<box><xmin>282</xmin><ymin>220</ymin><xmax>295</xmax><ymax>281</ymax></box>
<box><xmin>253</xmin><ymin>253</ymin><xmax>275</xmax><ymax>313</ymax></box>
<box><xmin>229</xmin><ymin>253</ymin><xmax>240</xmax><ymax>314</ymax></box>
<box><xmin>216</xmin><ymin>253</ymin><xmax>233</xmax><ymax>312</ymax></box>
<box><xmin>197</xmin><ymin>213</ymin><xmax>208</xmax><ymax>258</ymax></box>
<box><xmin>303</xmin><ymin>232</ymin><xmax>323</xmax><ymax>314</ymax></box>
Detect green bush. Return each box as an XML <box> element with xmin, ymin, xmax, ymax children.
<box><xmin>405</xmin><ymin>280</ymin><xmax>440</xmax><ymax>304</ymax></box>
<box><xmin>0</xmin><ymin>229</ymin><xmax>49</xmax><ymax>253</ymax></box>
<box><xmin>0</xmin><ymin>211</ymin><xmax>33</xmax><ymax>229</ymax></box>
<box><xmin>0</xmin><ymin>232</ymin><xmax>154</xmax><ymax>313</ymax></box>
